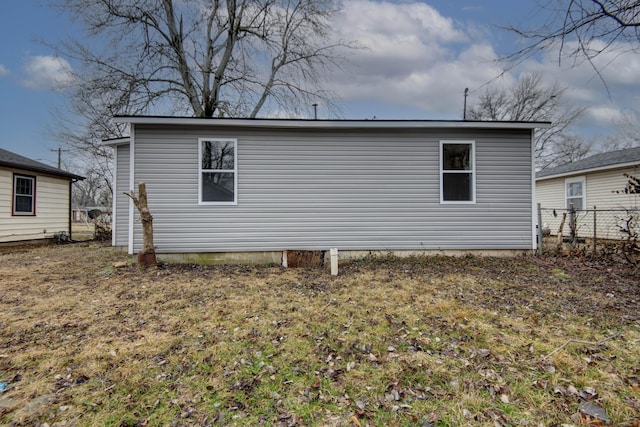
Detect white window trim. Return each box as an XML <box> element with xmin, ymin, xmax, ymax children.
<box><xmin>13</xmin><ymin>174</ymin><xmax>36</xmax><ymax>215</ymax></box>
<box><xmin>440</xmin><ymin>140</ymin><xmax>476</xmax><ymax>204</ymax></box>
<box><xmin>198</xmin><ymin>137</ymin><xmax>238</xmax><ymax>205</ymax></box>
<box><xmin>565</xmin><ymin>176</ymin><xmax>586</xmax><ymax>210</ymax></box>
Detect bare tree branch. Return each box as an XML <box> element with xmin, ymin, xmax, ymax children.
<box><xmin>468</xmin><ymin>73</ymin><xmax>588</xmax><ymax>169</ymax></box>
<box><xmin>502</xmin><ymin>0</ymin><xmax>640</xmax><ymax>88</ymax></box>
<box><xmin>53</xmin><ymin>0</ymin><xmax>355</xmax><ymax>119</ymax></box>
<box><xmin>45</xmin><ymin>0</ymin><xmax>356</xmax><ymax>198</ymax></box>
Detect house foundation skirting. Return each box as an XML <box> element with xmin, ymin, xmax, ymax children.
<box><xmin>153</xmin><ymin>248</ymin><xmax>531</xmax><ymax>266</ymax></box>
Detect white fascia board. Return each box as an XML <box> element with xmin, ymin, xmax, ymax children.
<box><xmin>536</xmin><ymin>161</ymin><xmax>640</xmax><ymax>181</ymax></box>
<box><xmin>102</xmin><ymin>137</ymin><xmax>131</xmax><ymax>147</ymax></box>
<box><xmin>114</xmin><ymin>116</ymin><xmax>551</xmax><ymax>130</ymax></box>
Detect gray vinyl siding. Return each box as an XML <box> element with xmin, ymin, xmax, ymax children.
<box><xmin>114</xmin><ymin>144</ymin><xmax>130</xmax><ymax>247</ymax></box>
<box><xmin>130</xmin><ymin>124</ymin><xmax>533</xmax><ymax>253</ymax></box>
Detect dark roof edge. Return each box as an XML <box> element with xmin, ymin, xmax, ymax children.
<box><xmin>114</xmin><ymin>115</ymin><xmax>551</xmax><ymax>129</ymax></box>
<box><xmin>0</xmin><ymin>159</ymin><xmax>85</xmax><ymax>180</ymax></box>
<box><xmin>536</xmin><ymin>160</ymin><xmax>640</xmax><ymax>181</ymax></box>
<box><xmin>0</xmin><ymin>148</ymin><xmax>85</xmax><ymax>180</ymax></box>
<box><xmin>536</xmin><ymin>147</ymin><xmax>640</xmax><ymax>180</ymax></box>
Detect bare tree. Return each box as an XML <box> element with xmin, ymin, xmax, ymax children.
<box><xmin>53</xmin><ymin>0</ymin><xmax>352</xmax><ymax>119</ymax></box>
<box><xmin>603</xmin><ymin>110</ymin><xmax>640</xmax><ymax>150</ymax></box>
<box><xmin>47</xmin><ymin>0</ymin><xmax>353</xmax><ymax>209</ymax></box>
<box><xmin>467</xmin><ymin>74</ymin><xmax>587</xmax><ymax>169</ymax></box>
<box><xmin>548</xmin><ymin>133</ymin><xmax>593</xmax><ymax>164</ymax></box>
<box><xmin>504</xmin><ymin>0</ymin><xmax>640</xmax><ymax>85</ymax></box>
<box><xmin>51</xmin><ymin>97</ymin><xmax>124</xmax><ymax>209</ymax></box>
<box><xmin>71</xmin><ymin>166</ymin><xmax>113</xmax><ymax>207</ymax></box>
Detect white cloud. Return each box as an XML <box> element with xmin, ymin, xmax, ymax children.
<box><xmin>587</xmin><ymin>105</ymin><xmax>625</xmax><ymax>126</ymax></box>
<box><xmin>327</xmin><ymin>0</ymin><xmax>504</xmax><ymax>117</ymax></box>
<box><xmin>520</xmin><ymin>41</ymin><xmax>640</xmax><ymax>92</ymax></box>
<box><xmin>335</xmin><ymin>0</ymin><xmax>468</xmax><ymax>71</ymax></box>
<box><xmin>338</xmin><ymin>0</ymin><xmax>467</xmax><ymax>45</ymax></box>
<box><xmin>325</xmin><ymin>0</ymin><xmax>638</xmax><ymax>138</ymax></box>
<box><xmin>0</xmin><ymin>64</ymin><xmax>8</xmax><ymax>76</ymax></box>
<box><xmin>513</xmin><ymin>41</ymin><xmax>640</xmax><ymax>134</ymax></box>
<box><xmin>21</xmin><ymin>55</ymin><xmax>74</xmax><ymax>91</ymax></box>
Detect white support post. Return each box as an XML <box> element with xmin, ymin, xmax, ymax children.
<box><xmin>330</xmin><ymin>248</ymin><xmax>338</xmax><ymax>276</ymax></box>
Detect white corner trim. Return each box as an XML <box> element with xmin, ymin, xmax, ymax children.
<box><xmin>112</xmin><ymin>145</ymin><xmax>118</xmax><ymax>247</ymax></box>
<box><xmin>530</xmin><ymin>129</ymin><xmax>537</xmax><ymax>250</ymax></box>
<box><xmin>128</xmin><ymin>125</ymin><xmax>135</xmax><ymax>255</ymax></box>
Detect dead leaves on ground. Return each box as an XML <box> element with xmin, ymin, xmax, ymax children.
<box><xmin>0</xmin><ymin>246</ymin><xmax>639</xmax><ymax>426</ymax></box>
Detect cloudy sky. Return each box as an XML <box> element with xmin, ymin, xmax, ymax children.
<box><xmin>1</xmin><ymin>0</ymin><xmax>638</xmax><ymax>166</ymax></box>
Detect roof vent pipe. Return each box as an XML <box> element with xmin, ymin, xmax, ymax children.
<box><xmin>312</xmin><ymin>103</ymin><xmax>318</xmax><ymax>120</ymax></box>
<box><xmin>463</xmin><ymin>88</ymin><xmax>469</xmax><ymax>120</ymax></box>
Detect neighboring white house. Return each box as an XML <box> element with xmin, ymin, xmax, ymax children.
<box><xmin>536</xmin><ymin>147</ymin><xmax>640</xmax><ymax>239</ymax></box>
<box><xmin>0</xmin><ymin>148</ymin><xmax>85</xmax><ymax>243</ymax></box>
<box><xmin>72</xmin><ymin>206</ymin><xmax>112</xmax><ymax>223</ymax></box>
<box><xmin>109</xmin><ymin>116</ymin><xmax>549</xmax><ymax>263</ymax></box>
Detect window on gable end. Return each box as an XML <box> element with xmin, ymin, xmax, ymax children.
<box><xmin>199</xmin><ymin>138</ymin><xmax>237</xmax><ymax>204</ymax></box>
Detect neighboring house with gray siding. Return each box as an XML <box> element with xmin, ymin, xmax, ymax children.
<box><xmin>109</xmin><ymin>116</ymin><xmax>548</xmax><ymax>262</ymax></box>
<box><xmin>0</xmin><ymin>148</ymin><xmax>84</xmax><ymax>243</ymax></box>
<box><xmin>536</xmin><ymin>147</ymin><xmax>640</xmax><ymax>239</ymax></box>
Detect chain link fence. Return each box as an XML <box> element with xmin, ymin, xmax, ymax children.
<box><xmin>538</xmin><ymin>205</ymin><xmax>639</xmax><ymax>255</ymax></box>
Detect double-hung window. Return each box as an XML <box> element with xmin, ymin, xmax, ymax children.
<box><xmin>199</xmin><ymin>138</ymin><xmax>237</xmax><ymax>204</ymax></box>
<box><xmin>13</xmin><ymin>174</ymin><xmax>36</xmax><ymax>215</ymax></box>
<box><xmin>565</xmin><ymin>176</ymin><xmax>585</xmax><ymax>210</ymax></box>
<box><xmin>440</xmin><ymin>141</ymin><xmax>475</xmax><ymax>203</ymax></box>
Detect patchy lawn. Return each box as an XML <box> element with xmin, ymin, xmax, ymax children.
<box><xmin>0</xmin><ymin>243</ymin><xmax>638</xmax><ymax>427</ymax></box>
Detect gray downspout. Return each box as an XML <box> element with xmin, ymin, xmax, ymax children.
<box><xmin>69</xmin><ymin>179</ymin><xmax>81</xmax><ymax>240</ymax></box>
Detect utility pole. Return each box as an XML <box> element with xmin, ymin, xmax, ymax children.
<box><xmin>50</xmin><ymin>147</ymin><xmax>69</xmax><ymax>169</ymax></box>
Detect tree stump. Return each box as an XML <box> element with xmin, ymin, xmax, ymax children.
<box><xmin>125</xmin><ymin>182</ymin><xmax>157</xmax><ymax>266</ymax></box>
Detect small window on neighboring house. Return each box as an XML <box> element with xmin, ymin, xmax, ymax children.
<box><xmin>565</xmin><ymin>177</ymin><xmax>585</xmax><ymax>210</ymax></box>
<box><xmin>440</xmin><ymin>141</ymin><xmax>475</xmax><ymax>203</ymax></box>
<box><xmin>13</xmin><ymin>174</ymin><xmax>36</xmax><ymax>215</ymax></box>
<box><xmin>199</xmin><ymin>138</ymin><xmax>237</xmax><ymax>204</ymax></box>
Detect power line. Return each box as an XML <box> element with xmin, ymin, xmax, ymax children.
<box><xmin>50</xmin><ymin>147</ymin><xmax>70</xmax><ymax>169</ymax></box>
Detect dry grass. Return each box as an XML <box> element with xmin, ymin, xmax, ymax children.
<box><xmin>0</xmin><ymin>243</ymin><xmax>638</xmax><ymax>426</ymax></box>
